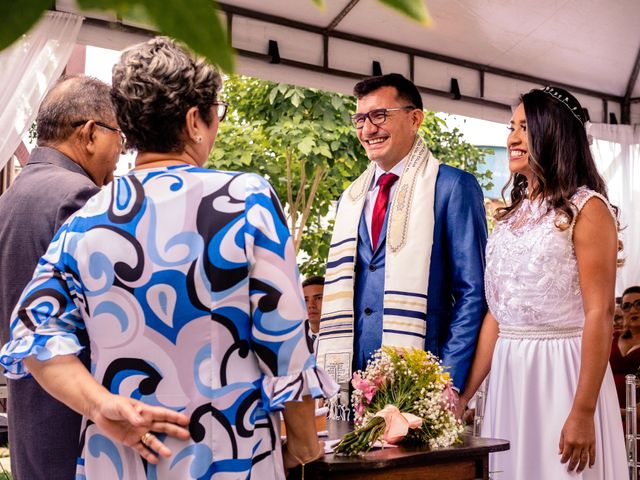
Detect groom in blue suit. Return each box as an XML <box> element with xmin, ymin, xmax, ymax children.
<box><xmin>322</xmin><ymin>74</ymin><xmax>486</xmax><ymax>398</ymax></box>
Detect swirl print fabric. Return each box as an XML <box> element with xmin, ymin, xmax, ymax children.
<box><xmin>1</xmin><ymin>165</ymin><xmax>337</xmax><ymax>479</ymax></box>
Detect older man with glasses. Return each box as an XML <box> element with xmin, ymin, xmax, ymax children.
<box><xmin>317</xmin><ymin>73</ymin><xmax>488</xmax><ymax>410</ymax></box>
<box><xmin>0</xmin><ymin>74</ymin><xmax>120</xmax><ymax>480</ymax></box>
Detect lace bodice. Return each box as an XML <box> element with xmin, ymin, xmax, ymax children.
<box><xmin>485</xmin><ymin>187</ymin><xmax>612</xmax><ymax>328</ymax></box>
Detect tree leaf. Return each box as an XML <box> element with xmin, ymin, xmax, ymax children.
<box><xmin>141</xmin><ymin>0</ymin><xmax>234</xmax><ymax>71</ymax></box>
<box><xmin>298</xmin><ymin>136</ymin><xmax>315</xmax><ymax>155</ymax></box>
<box><xmin>119</xmin><ymin>3</ymin><xmax>156</xmax><ymax>28</ymax></box>
<box><xmin>378</xmin><ymin>0</ymin><xmax>431</xmax><ymax>25</ymax></box>
<box><xmin>317</xmin><ymin>143</ymin><xmax>332</xmax><ymax>158</ymax></box>
<box><xmin>77</xmin><ymin>0</ymin><xmax>234</xmax><ymax>71</ymax></box>
<box><xmin>268</xmin><ymin>87</ymin><xmax>279</xmax><ymax>104</ymax></box>
<box><xmin>0</xmin><ymin>0</ymin><xmax>50</xmax><ymax>51</ymax></box>
<box><xmin>240</xmin><ymin>150</ymin><xmax>253</xmax><ymax>165</ymax></box>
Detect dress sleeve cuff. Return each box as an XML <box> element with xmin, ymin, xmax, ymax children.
<box><xmin>0</xmin><ymin>334</ymin><xmax>84</xmax><ymax>379</ymax></box>
<box><xmin>261</xmin><ymin>365</ymin><xmax>339</xmax><ymax>412</ymax></box>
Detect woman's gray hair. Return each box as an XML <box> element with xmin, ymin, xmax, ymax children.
<box><xmin>111</xmin><ymin>36</ymin><xmax>222</xmax><ymax>153</ymax></box>
<box><xmin>36</xmin><ymin>75</ymin><xmax>114</xmax><ymax>146</ymax></box>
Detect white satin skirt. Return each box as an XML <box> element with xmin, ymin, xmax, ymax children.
<box><xmin>482</xmin><ymin>332</ymin><xmax>626</xmax><ymax>479</ymax></box>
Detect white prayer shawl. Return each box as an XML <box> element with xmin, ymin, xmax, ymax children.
<box><xmin>316</xmin><ymin>137</ymin><xmax>439</xmax><ymax>384</ymax></box>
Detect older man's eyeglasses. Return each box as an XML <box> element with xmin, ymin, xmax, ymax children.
<box><xmin>351</xmin><ymin>106</ymin><xmax>415</xmax><ymax>129</ymax></box>
<box><xmin>622</xmin><ymin>300</ymin><xmax>640</xmax><ymax>312</ymax></box>
<box><xmin>213</xmin><ymin>101</ymin><xmax>228</xmax><ymax>122</ymax></box>
<box><xmin>71</xmin><ymin>120</ymin><xmax>126</xmax><ymax>149</ymax></box>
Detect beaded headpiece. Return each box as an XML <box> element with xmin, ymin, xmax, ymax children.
<box><xmin>540</xmin><ymin>86</ymin><xmax>586</xmax><ymax>125</ymax></box>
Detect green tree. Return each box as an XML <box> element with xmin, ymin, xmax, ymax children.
<box><xmin>207</xmin><ymin>75</ymin><xmax>491</xmax><ymax>276</ymax></box>
<box><xmin>208</xmin><ymin>75</ymin><xmax>367</xmax><ymax>274</ymax></box>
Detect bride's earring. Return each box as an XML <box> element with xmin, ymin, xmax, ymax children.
<box><xmin>194</xmin><ymin>136</ymin><xmax>202</xmax><ymax>144</ymax></box>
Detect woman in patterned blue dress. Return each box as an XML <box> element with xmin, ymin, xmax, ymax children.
<box><xmin>0</xmin><ymin>37</ymin><xmax>337</xmax><ymax>479</ymax></box>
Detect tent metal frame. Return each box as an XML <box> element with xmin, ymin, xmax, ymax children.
<box><xmin>79</xmin><ymin>1</ymin><xmax>640</xmax><ymax>123</ymax></box>
<box><xmin>218</xmin><ymin>1</ymin><xmax>640</xmax><ymax>124</ymax></box>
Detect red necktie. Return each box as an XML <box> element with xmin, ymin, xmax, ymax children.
<box><xmin>371</xmin><ymin>172</ymin><xmax>399</xmax><ymax>251</ymax></box>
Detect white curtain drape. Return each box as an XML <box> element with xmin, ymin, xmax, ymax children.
<box><xmin>587</xmin><ymin>123</ymin><xmax>640</xmax><ymax>294</ymax></box>
<box><xmin>0</xmin><ymin>11</ymin><xmax>83</xmax><ymax>171</ymax></box>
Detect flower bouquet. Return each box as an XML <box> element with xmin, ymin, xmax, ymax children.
<box><xmin>333</xmin><ymin>346</ymin><xmax>463</xmax><ymax>455</ymax></box>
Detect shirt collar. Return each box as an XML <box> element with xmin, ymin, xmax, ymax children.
<box><xmin>27</xmin><ymin>146</ymin><xmax>93</xmax><ymax>179</ymax></box>
<box><xmin>371</xmin><ymin>156</ymin><xmax>407</xmax><ymax>190</ymax></box>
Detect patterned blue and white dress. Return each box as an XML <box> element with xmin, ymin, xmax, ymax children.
<box><xmin>1</xmin><ymin>165</ymin><xmax>337</xmax><ymax>479</ymax></box>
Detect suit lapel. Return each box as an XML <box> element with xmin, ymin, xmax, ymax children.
<box><xmin>358</xmin><ymin>211</ymin><xmax>372</xmax><ymax>253</ymax></box>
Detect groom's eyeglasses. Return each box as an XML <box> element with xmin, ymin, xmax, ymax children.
<box><xmin>351</xmin><ymin>106</ymin><xmax>415</xmax><ymax>129</ymax></box>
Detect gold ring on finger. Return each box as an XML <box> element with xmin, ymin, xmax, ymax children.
<box><xmin>140</xmin><ymin>432</ymin><xmax>153</xmax><ymax>447</ymax></box>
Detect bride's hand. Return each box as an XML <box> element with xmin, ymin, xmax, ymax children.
<box><xmin>558</xmin><ymin>409</ymin><xmax>595</xmax><ymax>473</ymax></box>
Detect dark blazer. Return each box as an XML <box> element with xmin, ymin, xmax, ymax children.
<box><xmin>353</xmin><ymin>164</ymin><xmax>487</xmax><ymax>391</ymax></box>
<box><xmin>0</xmin><ymin>147</ymin><xmax>99</xmax><ymax>480</ymax></box>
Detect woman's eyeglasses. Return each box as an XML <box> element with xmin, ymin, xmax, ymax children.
<box><xmin>213</xmin><ymin>102</ymin><xmax>228</xmax><ymax>122</ymax></box>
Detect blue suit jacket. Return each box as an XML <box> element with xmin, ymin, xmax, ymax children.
<box><xmin>353</xmin><ymin>164</ymin><xmax>487</xmax><ymax>391</ymax></box>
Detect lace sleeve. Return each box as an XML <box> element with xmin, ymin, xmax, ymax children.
<box><xmin>569</xmin><ymin>187</ymin><xmax>617</xmax><ymax>239</ymax></box>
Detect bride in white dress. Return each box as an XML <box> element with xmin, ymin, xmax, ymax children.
<box><xmin>459</xmin><ymin>86</ymin><xmax>626</xmax><ymax>479</ymax></box>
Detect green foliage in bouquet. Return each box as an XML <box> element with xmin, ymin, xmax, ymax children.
<box><xmin>334</xmin><ymin>347</ymin><xmax>463</xmax><ymax>455</ymax></box>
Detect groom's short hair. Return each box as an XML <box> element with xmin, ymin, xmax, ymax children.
<box><xmin>353</xmin><ymin>73</ymin><xmax>423</xmax><ymax>111</ymax></box>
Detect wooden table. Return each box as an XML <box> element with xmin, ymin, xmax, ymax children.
<box><xmin>304</xmin><ymin>420</ymin><xmax>509</xmax><ymax>480</ymax></box>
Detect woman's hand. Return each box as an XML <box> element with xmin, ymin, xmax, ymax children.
<box><xmin>23</xmin><ymin>355</ymin><xmax>191</xmax><ymax>464</ymax></box>
<box><xmin>559</xmin><ymin>409</ymin><xmax>596</xmax><ymax>473</ymax></box>
<box><xmin>89</xmin><ymin>393</ymin><xmax>191</xmax><ymax>464</ymax></box>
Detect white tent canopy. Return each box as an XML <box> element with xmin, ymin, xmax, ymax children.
<box><xmin>60</xmin><ymin>0</ymin><xmax>640</xmax><ymax>125</ymax></box>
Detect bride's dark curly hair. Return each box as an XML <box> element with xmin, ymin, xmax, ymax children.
<box><xmin>496</xmin><ymin>86</ymin><xmax>618</xmax><ymax>231</ymax></box>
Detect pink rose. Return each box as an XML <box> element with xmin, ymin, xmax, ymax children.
<box><xmin>352</xmin><ymin>374</ymin><xmax>377</xmax><ymax>403</ymax></box>
<box><xmin>363</xmin><ymin>383</ymin><xmax>377</xmax><ymax>402</ymax></box>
